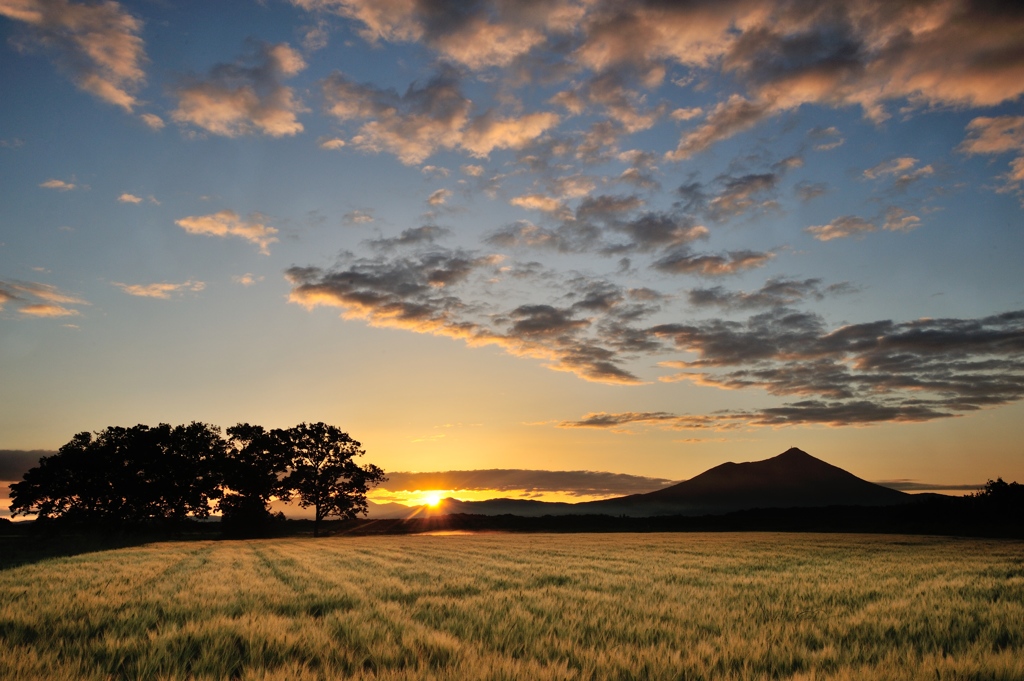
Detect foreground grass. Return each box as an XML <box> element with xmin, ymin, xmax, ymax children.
<box><xmin>1</xmin><ymin>533</ymin><xmax>1022</xmax><ymax>680</ymax></box>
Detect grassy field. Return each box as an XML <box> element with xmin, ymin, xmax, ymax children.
<box><xmin>1</xmin><ymin>532</ymin><xmax>1022</xmax><ymax>680</ymax></box>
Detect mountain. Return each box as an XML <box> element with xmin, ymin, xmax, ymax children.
<box><xmin>580</xmin><ymin>447</ymin><xmax>910</xmax><ymax>516</ymax></box>
<box><xmin>368</xmin><ymin>448</ymin><xmax>914</xmax><ymax>519</ymax></box>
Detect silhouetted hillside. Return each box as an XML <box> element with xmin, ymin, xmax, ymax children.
<box><xmin>584</xmin><ymin>447</ymin><xmax>909</xmax><ymax>516</ymax></box>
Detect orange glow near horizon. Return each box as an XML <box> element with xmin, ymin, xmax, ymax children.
<box><xmin>368</xmin><ymin>487</ymin><xmax>623</xmax><ymax>507</ymax></box>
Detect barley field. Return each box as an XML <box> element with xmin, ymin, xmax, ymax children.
<box><xmin>1</xmin><ymin>532</ymin><xmax>1022</xmax><ymax>680</ymax></box>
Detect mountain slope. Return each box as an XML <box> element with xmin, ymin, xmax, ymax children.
<box><xmin>583</xmin><ymin>447</ymin><xmax>909</xmax><ymax>516</ymax></box>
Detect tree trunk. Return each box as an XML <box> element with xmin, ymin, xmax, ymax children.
<box><xmin>314</xmin><ymin>509</ymin><xmax>321</xmax><ymax>537</ymax></box>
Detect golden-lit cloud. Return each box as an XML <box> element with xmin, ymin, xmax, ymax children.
<box><xmin>139</xmin><ymin>112</ymin><xmax>164</xmax><ymax>130</ymax></box>
<box><xmin>117</xmin><ymin>192</ymin><xmax>142</xmax><ymax>204</ymax></box>
<box><xmin>111</xmin><ymin>280</ymin><xmax>205</xmax><ymax>299</ymax></box>
<box><xmin>175</xmin><ymin>210</ymin><xmax>279</xmax><ymax>254</ymax></box>
<box><xmin>0</xmin><ymin>0</ymin><xmax>147</xmax><ymax>111</ymax></box>
<box><xmin>426</xmin><ymin>188</ymin><xmax>450</xmax><ymax>206</ymax></box>
<box><xmin>319</xmin><ymin>137</ymin><xmax>346</xmax><ymax>150</ymax></box>
<box><xmin>0</xmin><ymin>279</ymin><xmax>88</xmax><ymax>319</ymax></box>
<box><xmin>171</xmin><ymin>42</ymin><xmax>307</xmax><ymax>138</ymax></box>
<box><xmin>960</xmin><ymin>116</ymin><xmax>1024</xmax><ymax>196</ymax></box>
<box><xmin>510</xmin><ymin>194</ymin><xmax>564</xmax><ymax>213</ymax></box>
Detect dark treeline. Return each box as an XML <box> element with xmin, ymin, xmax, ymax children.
<box><xmin>8</xmin><ymin>422</ymin><xmax>385</xmax><ymax>537</ymax></box>
<box><xmin>310</xmin><ymin>478</ymin><xmax>1024</xmax><ymax>539</ymax></box>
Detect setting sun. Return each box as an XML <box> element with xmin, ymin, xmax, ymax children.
<box><xmin>424</xmin><ymin>492</ymin><xmax>443</xmax><ymax>507</ymax></box>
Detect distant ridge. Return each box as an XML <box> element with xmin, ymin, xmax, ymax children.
<box><xmin>582</xmin><ymin>447</ymin><xmax>909</xmax><ymax>516</ymax></box>
<box><xmin>368</xmin><ymin>448</ymin><xmax>912</xmax><ymax>519</ymax></box>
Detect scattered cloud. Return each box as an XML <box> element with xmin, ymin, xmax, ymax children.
<box><xmin>806</xmin><ymin>215</ymin><xmax>876</xmax><ymax>242</ymax></box>
<box><xmin>140</xmin><ymin>112</ymin><xmax>164</xmax><ymax>130</ymax></box>
<box><xmin>286</xmin><ymin>248</ymin><xmax>652</xmax><ymax>384</ymax></box>
<box><xmin>232</xmin><ymin>273</ymin><xmax>263</xmax><ymax>286</ymax></box>
<box><xmin>646</xmin><ymin>308</ymin><xmax>1024</xmax><ymax>426</ymax></box>
<box><xmin>0</xmin><ymin>0</ymin><xmax>147</xmax><ymax>111</ymax></box>
<box><xmin>171</xmin><ymin>42</ymin><xmax>307</xmax><ymax>137</ymax></box>
<box><xmin>652</xmin><ymin>248</ymin><xmax>774</xmax><ymax>276</ymax></box>
<box><xmin>319</xmin><ymin>137</ymin><xmax>346</xmax><ymax>150</ymax></box>
<box><xmin>426</xmin><ymin>188</ymin><xmax>451</xmax><ymax>206</ymax></box>
<box><xmin>343</xmin><ymin>209</ymin><xmax>374</xmax><ymax>225</ymax></box>
<box><xmin>117</xmin><ymin>192</ymin><xmax>142</xmax><ymax>204</ymax></box>
<box><xmin>112</xmin><ymin>280</ymin><xmax>205</xmax><ymax>299</ymax></box>
<box><xmin>0</xmin><ymin>279</ymin><xmax>88</xmax><ymax>317</ymax></box>
<box><xmin>688</xmin><ymin>278</ymin><xmax>855</xmax><ymax>310</ymax></box>
<box><xmin>959</xmin><ymin>116</ymin><xmax>1024</xmax><ymax>197</ymax></box>
<box><xmin>39</xmin><ymin>178</ymin><xmax>75</xmax><ymax>191</ymax></box>
<box><xmin>175</xmin><ymin>210</ymin><xmax>279</xmax><ymax>254</ymax></box>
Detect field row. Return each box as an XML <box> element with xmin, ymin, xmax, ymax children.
<box><xmin>1</xmin><ymin>533</ymin><xmax>1023</xmax><ymax>680</ymax></box>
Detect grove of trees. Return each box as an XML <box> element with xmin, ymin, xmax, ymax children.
<box><xmin>9</xmin><ymin>422</ymin><xmax>385</xmax><ymax>537</ymax></box>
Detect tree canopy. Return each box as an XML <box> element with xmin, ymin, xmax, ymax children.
<box><xmin>9</xmin><ymin>421</ymin><xmax>385</xmax><ymax>535</ymax></box>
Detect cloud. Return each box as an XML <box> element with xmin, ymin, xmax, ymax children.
<box><xmin>421</xmin><ymin>165</ymin><xmax>449</xmax><ymax>178</ymax></box>
<box><xmin>111</xmin><ymin>280</ymin><xmax>205</xmax><ymax>299</ymax></box>
<box><xmin>378</xmin><ymin>469</ymin><xmax>676</xmax><ymax>497</ymax></box>
<box><xmin>794</xmin><ymin>181</ymin><xmax>828</xmax><ymax>202</ymax></box>
<box><xmin>343</xmin><ymin>209</ymin><xmax>374</xmax><ymax>224</ymax></box>
<box><xmin>286</xmin><ymin>249</ymin><xmax>650</xmax><ymax>384</ymax></box>
<box><xmin>171</xmin><ymin>42</ymin><xmax>307</xmax><ymax>137</ymax></box>
<box><xmin>667</xmin><ymin>96</ymin><xmax>772</xmax><ymax>161</ymax></box>
<box><xmin>688</xmin><ymin>277</ymin><xmax>854</xmax><ymax>310</ymax></box>
<box><xmin>461</xmin><ymin>164</ymin><xmax>485</xmax><ymax>177</ymax></box>
<box><xmin>959</xmin><ymin>116</ymin><xmax>1024</xmax><ymax>196</ymax></box>
<box><xmin>882</xmin><ymin>206</ymin><xmax>921</xmax><ymax>232</ymax></box>
<box><xmin>645</xmin><ymin>307</ymin><xmax>1024</xmax><ymax>426</ymax></box>
<box><xmin>652</xmin><ymin>248</ymin><xmax>774</xmax><ymax>276</ymax></box>
<box><xmin>671</xmin><ymin>107</ymin><xmax>703</xmax><ymax>121</ymax></box>
<box><xmin>874</xmin><ymin>479</ymin><xmax>984</xmax><ymax>492</ymax></box>
<box><xmin>0</xmin><ymin>0</ymin><xmax>146</xmax><ymax>111</ymax></box>
<box><xmin>117</xmin><ymin>192</ymin><xmax>142</xmax><ymax>204</ymax></box>
<box><xmin>292</xmin><ymin>0</ymin><xmax>581</xmax><ymax>69</ymax></box>
<box><xmin>140</xmin><ymin>112</ymin><xmax>164</xmax><ymax>130</ymax></box>
<box><xmin>426</xmin><ymin>188</ymin><xmax>451</xmax><ymax>206</ymax></box>
<box><xmin>510</xmin><ymin>193</ymin><xmax>564</xmax><ymax>213</ymax></box>
<box><xmin>319</xmin><ymin>137</ymin><xmax>346</xmax><ymax>150</ymax></box>
<box><xmin>0</xmin><ymin>449</ymin><xmax>54</xmax><ymax>480</ymax></box>
<box><xmin>322</xmin><ymin>69</ymin><xmax>558</xmax><ymax>164</ymax></box>
<box><xmin>39</xmin><ymin>178</ymin><xmax>75</xmax><ymax>191</ymax></box>
<box><xmin>0</xmin><ymin>279</ymin><xmax>88</xmax><ymax>317</ymax></box>
<box><xmin>232</xmin><ymin>273</ymin><xmax>262</xmax><ymax>286</ymax></box>
<box><xmin>322</xmin><ymin>69</ymin><xmax>470</xmax><ymax>164</ymax></box>
<box><xmin>175</xmin><ymin>210</ymin><xmax>279</xmax><ymax>254</ymax></box>
<box><xmin>367</xmin><ymin>225</ymin><xmax>450</xmax><ymax>250</ymax></box>
<box><xmin>806</xmin><ymin>215</ymin><xmax>876</xmax><ymax>241</ymax></box>
<box><xmin>461</xmin><ymin>110</ymin><xmax>561</xmax><ymax>157</ymax></box>
<box><xmin>809</xmin><ymin>126</ymin><xmax>843</xmax><ymax>151</ymax></box>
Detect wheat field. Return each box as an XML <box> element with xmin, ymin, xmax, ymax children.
<box><xmin>1</xmin><ymin>532</ymin><xmax>1022</xmax><ymax>680</ymax></box>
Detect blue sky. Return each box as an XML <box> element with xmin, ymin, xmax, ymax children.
<box><xmin>2</xmin><ymin>0</ymin><xmax>1023</xmax><ymax>509</ymax></box>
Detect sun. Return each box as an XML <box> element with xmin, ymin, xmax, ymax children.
<box><xmin>424</xmin><ymin>492</ymin><xmax>443</xmax><ymax>507</ymax></box>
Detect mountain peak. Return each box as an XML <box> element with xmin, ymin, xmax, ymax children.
<box><xmin>777</xmin><ymin>447</ymin><xmax>812</xmax><ymax>458</ymax></box>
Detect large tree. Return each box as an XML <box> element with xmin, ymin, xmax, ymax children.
<box><xmin>219</xmin><ymin>423</ymin><xmax>291</xmax><ymax>535</ymax></box>
<box><xmin>10</xmin><ymin>423</ymin><xmax>225</xmax><ymax>526</ymax></box>
<box><xmin>282</xmin><ymin>422</ymin><xmax>386</xmax><ymax>537</ymax></box>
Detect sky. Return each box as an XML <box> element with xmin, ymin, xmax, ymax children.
<box><xmin>1</xmin><ymin>0</ymin><xmax>1023</xmax><ymax>515</ymax></box>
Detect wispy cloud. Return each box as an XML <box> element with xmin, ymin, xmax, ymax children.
<box><xmin>0</xmin><ymin>279</ymin><xmax>89</xmax><ymax>318</ymax></box>
<box><xmin>112</xmin><ymin>280</ymin><xmax>205</xmax><ymax>299</ymax></box>
<box><xmin>175</xmin><ymin>210</ymin><xmax>279</xmax><ymax>254</ymax></box>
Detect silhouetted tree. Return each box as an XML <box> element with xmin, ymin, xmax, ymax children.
<box><xmin>281</xmin><ymin>422</ymin><xmax>386</xmax><ymax>537</ymax></box>
<box><xmin>972</xmin><ymin>477</ymin><xmax>1024</xmax><ymax>522</ymax></box>
<box><xmin>10</xmin><ymin>423</ymin><xmax>225</xmax><ymax>527</ymax></box>
<box><xmin>219</xmin><ymin>424</ymin><xmax>291</xmax><ymax>536</ymax></box>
